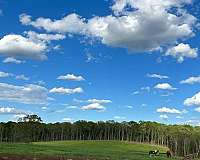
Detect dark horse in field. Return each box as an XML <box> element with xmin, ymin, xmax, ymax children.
<box><xmin>166</xmin><ymin>150</ymin><xmax>173</xmax><ymax>158</ymax></box>
<box><xmin>149</xmin><ymin>150</ymin><xmax>159</xmax><ymax>157</ymax></box>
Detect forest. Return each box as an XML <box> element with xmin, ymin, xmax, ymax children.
<box><xmin>0</xmin><ymin>115</ymin><xmax>199</xmax><ymax>157</ymax></box>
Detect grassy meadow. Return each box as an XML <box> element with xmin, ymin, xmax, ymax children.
<box><xmin>0</xmin><ymin>140</ymin><xmax>178</xmax><ymax>160</ymax></box>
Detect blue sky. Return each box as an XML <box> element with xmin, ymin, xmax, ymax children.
<box><xmin>0</xmin><ymin>0</ymin><xmax>200</xmax><ymax>125</ymax></box>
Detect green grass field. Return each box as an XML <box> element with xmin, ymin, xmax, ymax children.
<box><xmin>0</xmin><ymin>141</ymin><xmax>178</xmax><ymax>160</ymax></box>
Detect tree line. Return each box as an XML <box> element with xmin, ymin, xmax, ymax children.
<box><xmin>0</xmin><ymin>115</ymin><xmax>200</xmax><ymax>157</ymax></box>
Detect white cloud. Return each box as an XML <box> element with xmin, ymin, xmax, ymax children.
<box><xmin>0</xmin><ymin>71</ymin><xmax>12</xmax><ymax>78</ymax></box>
<box><xmin>147</xmin><ymin>73</ymin><xmax>169</xmax><ymax>79</ymax></box>
<box><xmin>19</xmin><ymin>14</ymin><xmax>32</xmax><ymax>25</ymax></box>
<box><xmin>36</xmin><ymin>80</ymin><xmax>46</xmax><ymax>86</ymax></box>
<box><xmin>25</xmin><ymin>31</ymin><xmax>66</xmax><ymax>42</ymax></box>
<box><xmin>13</xmin><ymin>114</ymin><xmax>27</xmax><ymax>119</ymax></box>
<box><xmin>141</xmin><ymin>86</ymin><xmax>151</xmax><ymax>92</ymax></box>
<box><xmin>159</xmin><ymin>114</ymin><xmax>168</xmax><ymax>120</ymax></box>
<box><xmin>0</xmin><ymin>31</ymin><xmax>65</xmax><ymax>61</ymax></box>
<box><xmin>81</xmin><ymin>103</ymin><xmax>106</xmax><ymax>111</ymax></box>
<box><xmin>111</xmin><ymin>0</ymin><xmax>192</xmax><ymax>15</ymax></box>
<box><xmin>126</xmin><ymin>105</ymin><xmax>133</xmax><ymax>109</ymax></box>
<box><xmin>180</xmin><ymin>76</ymin><xmax>200</xmax><ymax>84</ymax></box>
<box><xmin>161</xmin><ymin>92</ymin><xmax>174</xmax><ymax>97</ymax></box>
<box><xmin>166</xmin><ymin>43</ymin><xmax>198</xmax><ymax>63</ymax></box>
<box><xmin>49</xmin><ymin>87</ymin><xmax>83</xmax><ymax>95</ymax></box>
<box><xmin>73</xmin><ymin>98</ymin><xmax>85</xmax><ymax>103</ymax></box>
<box><xmin>57</xmin><ymin>74</ymin><xmax>85</xmax><ymax>81</ymax></box>
<box><xmin>0</xmin><ymin>107</ymin><xmax>28</xmax><ymax>115</ymax></box>
<box><xmin>86</xmin><ymin>53</ymin><xmax>97</xmax><ymax>63</ymax></box>
<box><xmin>0</xmin><ymin>71</ymin><xmax>29</xmax><ymax>81</ymax></box>
<box><xmin>41</xmin><ymin>106</ymin><xmax>48</xmax><ymax>110</ymax></box>
<box><xmin>176</xmin><ymin>116</ymin><xmax>184</xmax><ymax>119</ymax></box>
<box><xmin>0</xmin><ymin>83</ymin><xmax>49</xmax><ymax>104</ymax></box>
<box><xmin>154</xmin><ymin>83</ymin><xmax>177</xmax><ymax>90</ymax></box>
<box><xmin>0</xmin><ymin>34</ymin><xmax>47</xmax><ymax>60</ymax></box>
<box><xmin>132</xmin><ymin>91</ymin><xmax>139</xmax><ymax>95</ymax></box>
<box><xmin>66</xmin><ymin>106</ymin><xmax>78</xmax><ymax>109</ymax></box>
<box><xmin>87</xmin><ymin>99</ymin><xmax>112</xmax><ymax>104</ymax></box>
<box><xmin>156</xmin><ymin>107</ymin><xmax>182</xmax><ymax>114</ymax></box>
<box><xmin>12</xmin><ymin>114</ymin><xmax>28</xmax><ymax>122</ymax></box>
<box><xmin>184</xmin><ymin>92</ymin><xmax>200</xmax><ymax>107</ymax></box>
<box><xmin>15</xmin><ymin>74</ymin><xmax>29</xmax><ymax>81</ymax></box>
<box><xmin>20</xmin><ymin>0</ymin><xmax>197</xmax><ymax>55</ymax></box>
<box><xmin>13</xmin><ymin>114</ymin><xmax>27</xmax><ymax>118</ymax></box>
<box><xmin>114</xmin><ymin>116</ymin><xmax>126</xmax><ymax>120</ymax></box>
<box><xmin>141</xmin><ymin>103</ymin><xmax>147</xmax><ymax>107</ymax></box>
<box><xmin>20</xmin><ymin>13</ymin><xmax>85</xmax><ymax>34</ymax></box>
<box><xmin>62</xmin><ymin>117</ymin><xmax>73</xmax><ymax>122</ymax></box>
<box><xmin>133</xmin><ymin>86</ymin><xmax>150</xmax><ymax>95</ymax></box>
<box><xmin>195</xmin><ymin>107</ymin><xmax>200</xmax><ymax>112</ymax></box>
<box><xmin>185</xmin><ymin>119</ymin><xmax>200</xmax><ymax>126</ymax></box>
<box><xmin>3</xmin><ymin>57</ymin><xmax>25</xmax><ymax>64</ymax></box>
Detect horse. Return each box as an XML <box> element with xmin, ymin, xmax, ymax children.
<box><xmin>166</xmin><ymin>150</ymin><xmax>173</xmax><ymax>158</ymax></box>
<box><xmin>149</xmin><ymin>150</ymin><xmax>159</xmax><ymax>157</ymax></box>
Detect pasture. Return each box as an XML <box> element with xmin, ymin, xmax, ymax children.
<box><xmin>0</xmin><ymin>141</ymin><xmax>178</xmax><ymax>160</ymax></box>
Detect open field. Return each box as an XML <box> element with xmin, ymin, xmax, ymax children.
<box><xmin>0</xmin><ymin>141</ymin><xmax>178</xmax><ymax>160</ymax></box>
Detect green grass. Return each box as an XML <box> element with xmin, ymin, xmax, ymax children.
<box><xmin>0</xmin><ymin>141</ymin><xmax>178</xmax><ymax>160</ymax></box>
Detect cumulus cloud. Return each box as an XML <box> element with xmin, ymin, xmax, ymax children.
<box><xmin>86</xmin><ymin>53</ymin><xmax>97</xmax><ymax>63</ymax></box>
<box><xmin>72</xmin><ymin>98</ymin><xmax>111</xmax><ymax>111</ymax></box>
<box><xmin>126</xmin><ymin>105</ymin><xmax>133</xmax><ymax>109</ymax></box>
<box><xmin>114</xmin><ymin>116</ymin><xmax>126</xmax><ymax>120</ymax></box>
<box><xmin>25</xmin><ymin>31</ymin><xmax>66</xmax><ymax>42</ymax></box>
<box><xmin>166</xmin><ymin>43</ymin><xmax>198</xmax><ymax>63</ymax></box>
<box><xmin>12</xmin><ymin>114</ymin><xmax>29</xmax><ymax>122</ymax></box>
<box><xmin>62</xmin><ymin>117</ymin><xmax>74</xmax><ymax>122</ymax></box>
<box><xmin>154</xmin><ymin>83</ymin><xmax>177</xmax><ymax>90</ymax></box>
<box><xmin>15</xmin><ymin>74</ymin><xmax>29</xmax><ymax>81</ymax></box>
<box><xmin>20</xmin><ymin>13</ymin><xmax>85</xmax><ymax>34</ymax></box>
<box><xmin>132</xmin><ymin>91</ymin><xmax>139</xmax><ymax>95</ymax></box>
<box><xmin>19</xmin><ymin>0</ymin><xmax>197</xmax><ymax>56</ymax></box>
<box><xmin>159</xmin><ymin>114</ymin><xmax>168</xmax><ymax>120</ymax></box>
<box><xmin>195</xmin><ymin>107</ymin><xmax>200</xmax><ymax>112</ymax></box>
<box><xmin>0</xmin><ymin>34</ymin><xmax>47</xmax><ymax>60</ymax></box>
<box><xmin>185</xmin><ymin>119</ymin><xmax>200</xmax><ymax>126</ymax></box>
<box><xmin>184</xmin><ymin>92</ymin><xmax>200</xmax><ymax>107</ymax></box>
<box><xmin>0</xmin><ymin>71</ymin><xmax>12</xmax><ymax>78</ymax></box>
<box><xmin>87</xmin><ymin>99</ymin><xmax>112</xmax><ymax>104</ymax></box>
<box><xmin>180</xmin><ymin>76</ymin><xmax>200</xmax><ymax>84</ymax></box>
<box><xmin>147</xmin><ymin>73</ymin><xmax>169</xmax><ymax>79</ymax></box>
<box><xmin>57</xmin><ymin>74</ymin><xmax>85</xmax><ymax>81</ymax></box>
<box><xmin>111</xmin><ymin>0</ymin><xmax>192</xmax><ymax>15</ymax></box>
<box><xmin>3</xmin><ymin>57</ymin><xmax>25</xmax><ymax>64</ymax></box>
<box><xmin>0</xmin><ymin>30</ymin><xmax>66</xmax><ymax>61</ymax></box>
<box><xmin>141</xmin><ymin>86</ymin><xmax>151</xmax><ymax>92</ymax></box>
<box><xmin>41</xmin><ymin>106</ymin><xmax>48</xmax><ymax>111</ymax></box>
<box><xmin>0</xmin><ymin>107</ymin><xmax>28</xmax><ymax>115</ymax></box>
<box><xmin>133</xmin><ymin>86</ymin><xmax>150</xmax><ymax>95</ymax></box>
<box><xmin>66</xmin><ymin>106</ymin><xmax>78</xmax><ymax>109</ymax></box>
<box><xmin>81</xmin><ymin>103</ymin><xmax>106</xmax><ymax>111</ymax></box>
<box><xmin>176</xmin><ymin>116</ymin><xmax>184</xmax><ymax>119</ymax></box>
<box><xmin>49</xmin><ymin>87</ymin><xmax>83</xmax><ymax>95</ymax></box>
<box><xmin>0</xmin><ymin>83</ymin><xmax>49</xmax><ymax>104</ymax></box>
<box><xmin>13</xmin><ymin>114</ymin><xmax>27</xmax><ymax>119</ymax></box>
<box><xmin>156</xmin><ymin>107</ymin><xmax>183</xmax><ymax>114</ymax></box>
<box><xmin>0</xmin><ymin>71</ymin><xmax>30</xmax><ymax>81</ymax></box>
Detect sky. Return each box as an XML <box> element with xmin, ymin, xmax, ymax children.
<box><xmin>0</xmin><ymin>0</ymin><xmax>200</xmax><ymax>125</ymax></box>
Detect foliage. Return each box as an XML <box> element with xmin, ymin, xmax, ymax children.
<box><xmin>17</xmin><ymin>114</ymin><xmax>42</xmax><ymax>123</ymax></box>
<box><xmin>0</xmin><ymin>120</ymin><xmax>199</xmax><ymax>156</ymax></box>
